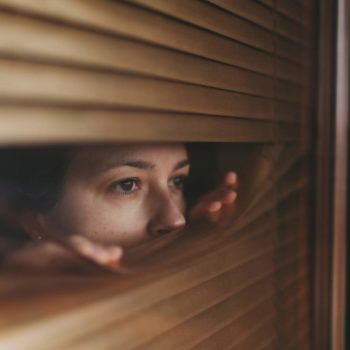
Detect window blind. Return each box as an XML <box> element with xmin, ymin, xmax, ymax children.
<box><xmin>0</xmin><ymin>0</ymin><xmax>304</xmax><ymax>143</ymax></box>
<box><xmin>0</xmin><ymin>1</ymin><xmax>316</xmax><ymax>349</ymax></box>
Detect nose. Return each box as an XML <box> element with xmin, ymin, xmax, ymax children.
<box><xmin>147</xmin><ymin>192</ymin><xmax>186</xmax><ymax>237</ymax></box>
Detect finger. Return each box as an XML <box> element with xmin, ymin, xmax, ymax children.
<box><xmin>189</xmin><ymin>199</ymin><xmax>210</xmax><ymax>221</ymax></box>
<box><xmin>220</xmin><ymin>190</ymin><xmax>237</xmax><ymax>205</ymax></box>
<box><xmin>203</xmin><ymin>191</ymin><xmax>238</xmax><ymax>226</ymax></box>
<box><xmin>189</xmin><ymin>189</ymin><xmax>233</xmax><ymax>221</ymax></box>
<box><xmin>218</xmin><ymin>200</ymin><xmax>237</xmax><ymax>225</ymax></box>
<box><xmin>100</xmin><ymin>246</ymin><xmax>123</xmax><ymax>268</ymax></box>
<box><xmin>84</xmin><ymin>242</ymin><xmax>123</xmax><ymax>269</ymax></box>
<box><xmin>198</xmin><ymin>173</ymin><xmax>237</xmax><ymax>205</ymax></box>
<box><xmin>203</xmin><ymin>189</ymin><xmax>236</xmax><ymax>208</ymax></box>
<box><xmin>220</xmin><ymin>171</ymin><xmax>238</xmax><ymax>189</ymax></box>
<box><xmin>206</xmin><ymin>201</ymin><xmax>222</xmax><ymax>223</ymax></box>
<box><xmin>189</xmin><ymin>172</ymin><xmax>238</xmax><ymax>222</ymax></box>
<box><xmin>66</xmin><ymin>235</ymin><xmax>123</xmax><ymax>270</ymax></box>
<box><xmin>207</xmin><ymin>201</ymin><xmax>222</xmax><ymax>212</ymax></box>
<box><xmin>225</xmin><ymin>171</ymin><xmax>238</xmax><ymax>185</ymax></box>
<box><xmin>1</xmin><ymin>241</ymin><xmax>100</xmax><ymax>273</ymax></box>
<box><xmin>203</xmin><ymin>188</ymin><xmax>236</xmax><ymax>205</ymax></box>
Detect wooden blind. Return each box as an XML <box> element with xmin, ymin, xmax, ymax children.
<box><xmin>0</xmin><ymin>0</ymin><xmax>304</xmax><ymax>144</ymax></box>
<box><xmin>0</xmin><ymin>1</ymin><xmax>316</xmax><ymax>349</ymax></box>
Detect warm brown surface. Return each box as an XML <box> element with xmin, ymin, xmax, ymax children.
<box><xmin>332</xmin><ymin>0</ymin><xmax>349</xmax><ymax>348</ymax></box>
<box><xmin>0</xmin><ymin>0</ymin><xmax>316</xmax><ymax>349</ymax></box>
<box><xmin>0</xmin><ymin>0</ymin><xmax>302</xmax><ymax>144</ymax></box>
<box><xmin>0</xmin><ymin>144</ymin><xmax>313</xmax><ymax>350</ymax></box>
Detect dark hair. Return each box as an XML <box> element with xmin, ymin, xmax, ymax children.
<box><xmin>0</xmin><ymin>147</ymin><xmax>73</xmax><ymax>212</ymax></box>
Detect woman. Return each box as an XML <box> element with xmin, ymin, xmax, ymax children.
<box><xmin>0</xmin><ymin>143</ymin><xmax>237</xmax><ymax>272</ymax></box>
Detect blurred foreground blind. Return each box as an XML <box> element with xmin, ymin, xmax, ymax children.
<box><xmin>0</xmin><ymin>1</ymin><xmax>316</xmax><ymax>350</ymax></box>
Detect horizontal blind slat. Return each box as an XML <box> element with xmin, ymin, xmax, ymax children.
<box><xmin>0</xmin><ymin>60</ymin><xmax>277</xmax><ymax>120</ymax></box>
<box><xmin>0</xmin><ymin>11</ymin><xmax>304</xmax><ymax>100</ymax></box>
<box><xmin>276</xmin><ymin>37</ymin><xmax>302</xmax><ymax>64</ymax></box>
<box><xmin>127</xmin><ymin>0</ymin><xmax>304</xmax><ymax>64</ymax></box>
<box><xmin>229</xmin><ymin>323</ymin><xmax>277</xmax><ymax>350</ymax></box>
<box><xmin>143</xmin><ymin>228</ymin><xmax>276</xmax><ymax>280</ymax></box>
<box><xmin>256</xmin><ymin>0</ymin><xmax>274</xmax><ymax>7</ymax></box>
<box><xmin>276</xmin><ymin>58</ymin><xmax>302</xmax><ymax>83</ymax></box>
<box><xmin>0</xmin><ymin>12</ymin><xmax>276</xmax><ymax>98</ymax></box>
<box><xmin>0</xmin><ymin>0</ymin><xmax>274</xmax><ymax>75</ymax></box>
<box><xmin>279</xmin><ymin>278</ymin><xmax>310</xmax><ymax>310</ymax></box>
<box><xmin>258</xmin><ymin>0</ymin><xmax>305</xmax><ymax>25</ymax></box>
<box><xmin>278</xmin><ymin>266</ymin><xmax>310</xmax><ymax>296</ymax></box>
<box><xmin>275</xmin><ymin>79</ymin><xmax>301</xmax><ymax>103</ymax></box>
<box><xmin>191</xmin><ymin>301</ymin><xmax>276</xmax><ymax>350</ymax></box>
<box><xmin>0</xmin><ymin>268</ymin><xmax>276</xmax><ymax>349</ymax></box>
<box><xmin>235</xmin><ymin>179</ymin><xmax>308</xmax><ymax>231</ymax></box>
<box><xmin>277</xmin><ymin>0</ymin><xmax>304</xmax><ymax>24</ymax></box>
<box><xmin>276</xmin><ymin>15</ymin><xmax>303</xmax><ymax>44</ymax></box>
<box><xmin>0</xmin><ymin>229</ymin><xmax>273</xmax><ymax>331</ymax></box>
<box><xmin>70</xmin><ymin>272</ymin><xmax>275</xmax><ymax>349</ymax></box>
<box><xmin>124</xmin><ymin>0</ymin><xmax>275</xmax><ymax>52</ymax></box>
<box><xmin>138</xmin><ymin>298</ymin><xmax>276</xmax><ymax>350</ymax></box>
<box><xmin>285</xmin><ymin>326</ymin><xmax>311</xmax><ymax>350</ymax></box>
<box><xmin>205</xmin><ymin>0</ymin><xmax>274</xmax><ymax>30</ymax></box>
<box><xmin>207</xmin><ymin>0</ymin><xmax>303</xmax><ymax>44</ymax></box>
<box><xmin>282</xmin><ymin>306</ymin><xmax>310</xmax><ymax>337</ymax></box>
<box><xmin>0</xmin><ymin>108</ymin><xmax>276</xmax><ymax>144</ymax></box>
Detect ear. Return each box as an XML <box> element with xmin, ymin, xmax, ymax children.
<box><xmin>19</xmin><ymin>211</ymin><xmax>47</xmax><ymax>241</ymax></box>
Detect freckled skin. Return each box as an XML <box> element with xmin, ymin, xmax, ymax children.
<box><xmin>40</xmin><ymin>144</ymin><xmax>189</xmax><ymax>248</ymax></box>
<box><xmin>3</xmin><ymin>145</ymin><xmax>238</xmax><ymax>271</ymax></box>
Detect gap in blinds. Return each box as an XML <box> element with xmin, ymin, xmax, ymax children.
<box><xmin>0</xmin><ymin>1</ymin><xmax>316</xmax><ymax>349</ymax></box>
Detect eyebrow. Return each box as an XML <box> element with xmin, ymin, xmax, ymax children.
<box><xmin>123</xmin><ymin>160</ymin><xmax>155</xmax><ymax>170</ymax></box>
<box><xmin>173</xmin><ymin>159</ymin><xmax>191</xmax><ymax>171</ymax></box>
<box><xmin>99</xmin><ymin>158</ymin><xmax>190</xmax><ymax>173</ymax></box>
<box><xmin>122</xmin><ymin>159</ymin><xmax>190</xmax><ymax>171</ymax></box>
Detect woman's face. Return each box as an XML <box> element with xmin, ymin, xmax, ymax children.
<box><xmin>40</xmin><ymin>144</ymin><xmax>189</xmax><ymax>248</ymax></box>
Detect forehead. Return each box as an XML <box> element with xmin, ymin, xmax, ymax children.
<box><xmin>69</xmin><ymin>143</ymin><xmax>188</xmax><ymax>176</ymax></box>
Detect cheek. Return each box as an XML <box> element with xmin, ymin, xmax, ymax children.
<box><xmin>91</xmin><ymin>200</ymin><xmax>150</xmax><ymax>246</ymax></box>
<box><xmin>171</xmin><ymin>192</ymin><xmax>186</xmax><ymax>213</ymax></box>
<box><xmin>45</xmin><ymin>189</ymin><xmax>151</xmax><ymax>247</ymax></box>
<box><xmin>179</xmin><ymin>194</ymin><xmax>186</xmax><ymax>212</ymax></box>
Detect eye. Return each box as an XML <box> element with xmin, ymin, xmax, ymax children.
<box><xmin>110</xmin><ymin>178</ymin><xmax>140</xmax><ymax>194</ymax></box>
<box><xmin>169</xmin><ymin>175</ymin><xmax>187</xmax><ymax>191</ymax></box>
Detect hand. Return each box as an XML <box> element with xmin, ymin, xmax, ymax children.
<box><xmin>189</xmin><ymin>171</ymin><xmax>238</xmax><ymax>226</ymax></box>
<box><xmin>66</xmin><ymin>235</ymin><xmax>123</xmax><ymax>270</ymax></box>
<box><xmin>1</xmin><ymin>235</ymin><xmax>123</xmax><ymax>273</ymax></box>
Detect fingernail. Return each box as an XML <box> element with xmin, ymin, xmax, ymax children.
<box><xmin>207</xmin><ymin>201</ymin><xmax>222</xmax><ymax>212</ymax></box>
<box><xmin>108</xmin><ymin>247</ymin><xmax>123</xmax><ymax>260</ymax></box>
<box><xmin>96</xmin><ymin>251</ymin><xmax>114</xmax><ymax>265</ymax></box>
<box><xmin>80</xmin><ymin>241</ymin><xmax>95</xmax><ymax>256</ymax></box>
<box><xmin>226</xmin><ymin>172</ymin><xmax>237</xmax><ymax>183</ymax></box>
<box><xmin>222</xmin><ymin>191</ymin><xmax>237</xmax><ymax>204</ymax></box>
